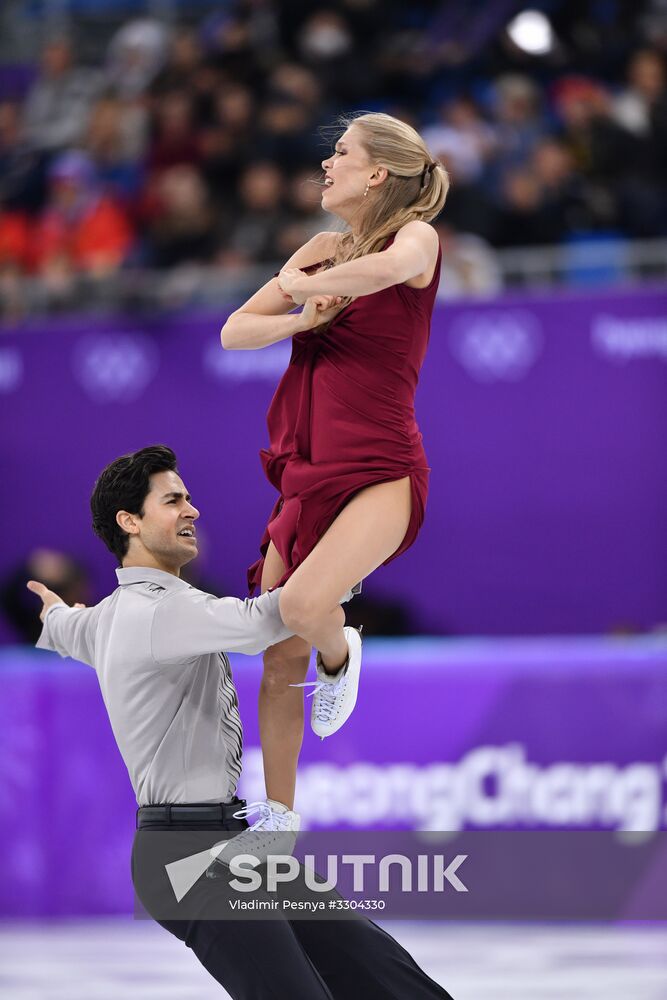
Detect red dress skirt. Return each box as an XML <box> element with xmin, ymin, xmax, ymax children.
<box><xmin>248</xmin><ymin>238</ymin><xmax>442</xmax><ymax>594</ymax></box>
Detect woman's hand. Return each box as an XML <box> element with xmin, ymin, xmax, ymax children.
<box><xmin>296</xmin><ymin>295</ymin><xmax>344</xmax><ymax>332</ymax></box>
<box><xmin>277</xmin><ymin>267</ymin><xmax>310</xmax><ymax>305</ymax></box>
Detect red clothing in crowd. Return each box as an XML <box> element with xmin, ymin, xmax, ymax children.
<box><xmin>0</xmin><ymin>211</ymin><xmax>33</xmax><ymax>270</ymax></box>
<box><xmin>33</xmin><ymin>196</ymin><xmax>133</xmax><ymax>271</ymax></box>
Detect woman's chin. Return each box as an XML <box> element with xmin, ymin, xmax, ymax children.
<box><xmin>321</xmin><ymin>192</ymin><xmax>345</xmax><ymax>219</ymax></box>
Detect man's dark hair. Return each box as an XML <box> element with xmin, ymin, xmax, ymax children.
<box><xmin>90</xmin><ymin>445</ymin><xmax>178</xmax><ymax>563</ymax></box>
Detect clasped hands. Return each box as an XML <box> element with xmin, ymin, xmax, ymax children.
<box><xmin>278</xmin><ymin>267</ymin><xmax>344</xmax><ymax>330</ymax></box>
<box><xmin>277</xmin><ymin>267</ymin><xmax>311</xmax><ymax>304</ymax></box>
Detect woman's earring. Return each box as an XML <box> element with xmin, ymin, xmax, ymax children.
<box><xmin>363</xmin><ymin>182</ymin><xmax>370</xmax><ymax>197</ymax></box>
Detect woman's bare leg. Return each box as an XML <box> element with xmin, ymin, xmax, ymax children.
<box><xmin>279</xmin><ymin>476</ymin><xmax>412</xmax><ymax>671</ymax></box>
<box><xmin>258</xmin><ymin>476</ymin><xmax>412</xmax><ymax>806</ymax></box>
<box><xmin>258</xmin><ymin>542</ymin><xmax>312</xmax><ymax>809</ymax></box>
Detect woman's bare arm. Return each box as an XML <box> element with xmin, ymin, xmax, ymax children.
<box><xmin>278</xmin><ymin>221</ymin><xmax>439</xmax><ymax>303</ymax></box>
<box><xmin>221</xmin><ymin>231</ymin><xmax>341</xmax><ymax>350</ymax></box>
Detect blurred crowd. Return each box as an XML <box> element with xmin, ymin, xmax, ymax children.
<box><xmin>0</xmin><ymin>0</ymin><xmax>666</xmax><ymax>317</ymax></box>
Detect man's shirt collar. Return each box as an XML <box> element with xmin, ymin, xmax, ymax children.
<box><xmin>116</xmin><ymin>567</ymin><xmax>192</xmax><ymax>591</ymax></box>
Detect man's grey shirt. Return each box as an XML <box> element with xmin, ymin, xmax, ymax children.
<box><xmin>37</xmin><ymin>567</ymin><xmax>292</xmax><ymax>806</ymax></box>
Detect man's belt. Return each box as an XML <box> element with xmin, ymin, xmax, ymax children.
<box><xmin>136</xmin><ymin>799</ymin><xmax>246</xmax><ymax>828</ymax></box>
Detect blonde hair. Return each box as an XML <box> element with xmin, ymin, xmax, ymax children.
<box><xmin>328</xmin><ymin>111</ymin><xmax>449</xmax><ymax>268</ymax></box>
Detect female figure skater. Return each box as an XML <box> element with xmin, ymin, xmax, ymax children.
<box><xmin>217</xmin><ymin>112</ymin><xmax>448</xmax><ymax>845</ymax></box>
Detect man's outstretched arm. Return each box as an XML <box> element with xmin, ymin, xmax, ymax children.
<box><xmin>27</xmin><ymin>580</ymin><xmax>95</xmax><ymax>666</ymax></box>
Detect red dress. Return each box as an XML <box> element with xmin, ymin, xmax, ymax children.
<box><xmin>248</xmin><ymin>235</ymin><xmax>442</xmax><ymax>593</ymax></box>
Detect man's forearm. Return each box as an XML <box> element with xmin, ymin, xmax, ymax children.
<box><xmin>228</xmin><ymin>589</ymin><xmax>294</xmax><ymax>654</ymax></box>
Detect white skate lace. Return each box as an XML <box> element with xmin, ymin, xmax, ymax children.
<box><xmin>232</xmin><ymin>800</ymin><xmax>295</xmax><ymax>832</ymax></box>
<box><xmin>209</xmin><ymin>802</ymin><xmax>296</xmax><ymax>865</ymax></box>
<box><xmin>290</xmin><ymin>676</ymin><xmax>346</xmax><ymax>723</ymax></box>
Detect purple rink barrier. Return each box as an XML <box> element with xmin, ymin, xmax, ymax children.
<box><xmin>1</xmin><ymin>636</ymin><xmax>666</xmax><ymax>917</ymax></box>
<box><xmin>1</xmin><ymin>285</ymin><xmax>667</xmax><ymax>636</ymax></box>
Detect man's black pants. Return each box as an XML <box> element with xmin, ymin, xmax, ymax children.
<box><xmin>131</xmin><ymin>805</ymin><xmax>454</xmax><ymax>1000</ymax></box>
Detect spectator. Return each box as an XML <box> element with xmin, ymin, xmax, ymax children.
<box><xmin>612</xmin><ymin>48</ymin><xmax>666</xmax><ymax>137</ymax></box>
<box><xmin>221</xmin><ymin>161</ymin><xmax>287</xmax><ymax>265</ymax></box>
<box><xmin>199</xmin><ymin>128</ymin><xmax>245</xmax><ymax>204</ymax></box>
<box><xmin>269</xmin><ymin>63</ymin><xmax>322</xmax><ymax>110</ymax></box>
<box><xmin>373</xmin><ymin>19</ymin><xmax>433</xmax><ymax>105</ymax></box>
<box><xmin>0</xmin><ymin>549</ymin><xmax>90</xmax><ymax>644</ymax></box>
<box><xmin>0</xmin><ymin>196</ymin><xmax>32</xmax><ymax>322</ymax></box>
<box><xmin>33</xmin><ymin>151</ymin><xmax>134</xmax><ymax>284</ymax></box>
<box><xmin>0</xmin><ymin>204</ymin><xmax>31</xmax><ymax>273</ymax></box>
<box><xmin>85</xmin><ymin>97</ymin><xmax>145</xmax><ymax>203</ymax></box>
<box><xmin>436</xmin><ymin>157</ymin><xmax>498</xmax><ymax>244</ymax></box>
<box><xmin>199</xmin><ymin>83</ymin><xmax>256</xmax><ymax>199</ymax></box>
<box><xmin>555</xmin><ymin>76</ymin><xmax>639</xmax><ymax>179</ymax></box>
<box><xmin>435</xmin><ymin>222</ymin><xmax>503</xmax><ymax>299</ymax></box>
<box><xmin>531</xmin><ymin>138</ymin><xmax>587</xmax><ymax>236</ymax></box>
<box><xmin>106</xmin><ymin>18</ymin><xmax>170</xmax><ymax>100</ymax></box>
<box><xmin>489</xmin><ymin>74</ymin><xmax>546</xmax><ymax>179</ymax></box>
<box><xmin>610</xmin><ymin>47</ymin><xmax>667</xmax><ymax>234</ymax></box>
<box><xmin>146</xmin><ymin>165</ymin><xmax>220</xmax><ymax>268</ymax></box>
<box><xmin>257</xmin><ymin>94</ymin><xmax>319</xmax><ymax>170</ymax></box>
<box><xmin>189</xmin><ymin>57</ymin><xmax>224</xmax><ymax>128</ymax></box>
<box><xmin>22</xmin><ymin>39</ymin><xmax>102</xmax><ymax>155</ymax></box>
<box><xmin>274</xmin><ymin>165</ymin><xmax>330</xmax><ymax>257</ymax></box>
<box><xmin>204</xmin><ymin>11</ymin><xmax>266</xmax><ymax>89</ymax></box>
<box><xmin>0</xmin><ymin>100</ymin><xmax>45</xmax><ymax>213</ymax></box>
<box><xmin>554</xmin><ymin>75</ymin><xmax>640</xmax><ymax>230</ymax></box>
<box><xmin>494</xmin><ymin>168</ymin><xmax>554</xmax><ymax>247</ymax></box>
<box><xmin>148</xmin><ymin>91</ymin><xmax>201</xmax><ymax>175</ymax></box>
<box><xmin>151</xmin><ymin>28</ymin><xmax>203</xmax><ymax>97</ymax></box>
<box><xmin>255</xmin><ymin>63</ymin><xmax>324</xmax><ymax>168</ymax></box>
<box><xmin>297</xmin><ymin>9</ymin><xmax>377</xmax><ymax>103</ymax></box>
<box><xmin>649</xmin><ymin>69</ymin><xmax>667</xmax><ymax>179</ymax></box>
<box><xmin>422</xmin><ymin>96</ymin><xmax>496</xmax><ymax>185</ymax></box>
<box><xmin>215</xmin><ymin>82</ymin><xmax>256</xmax><ymax>137</ymax></box>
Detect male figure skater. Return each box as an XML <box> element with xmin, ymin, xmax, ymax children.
<box><xmin>29</xmin><ymin>444</ymin><xmax>453</xmax><ymax>1000</ymax></box>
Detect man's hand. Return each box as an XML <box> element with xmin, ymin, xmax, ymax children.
<box><xmin>26</xmin><ymin>580</ymin><xmax>85</xmax><ymax>623</ymax></box>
